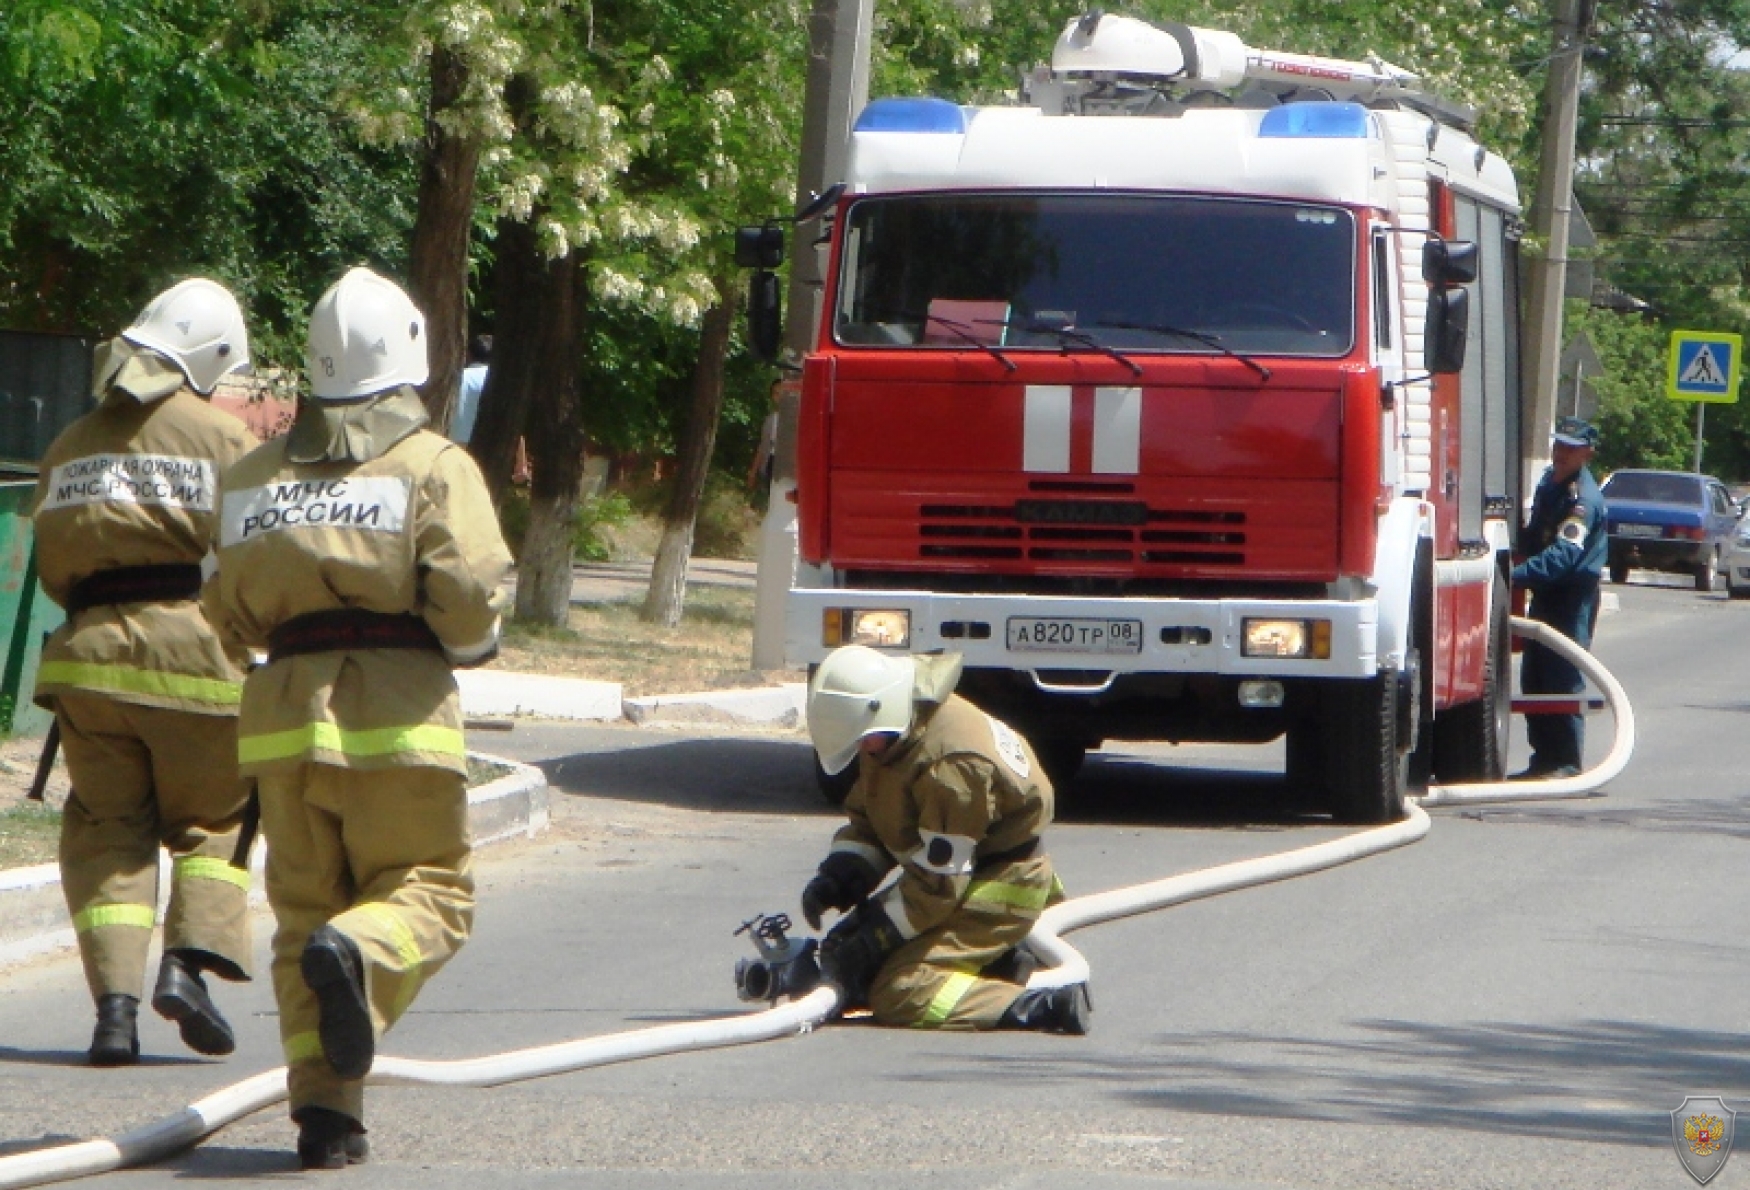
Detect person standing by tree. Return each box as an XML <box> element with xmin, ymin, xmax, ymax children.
<box><xmin>448</xmin><ymin>334</ymin><xmax>492</xmax><ymax>446</ymax></box>
<box><xmin>1511</xmin><ymin>416</ymin><xmax>1608</xmax><ymax>780</ymax></box>
<box><xmin>213</xmin><ymin>268</ymin><xmax>512</xmax><ymax>1168</ymax></box>
<box><xmin>32</xmin><ymin>279</ymin><xmax>258</xmax><ymax>1066</ymax></box>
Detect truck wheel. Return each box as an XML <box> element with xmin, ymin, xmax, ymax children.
<box><xmin>1695</xmin><ymin>550</ymin><xmax>1719</xmax><ymax>592</ymax></box>
<box><xmin>1322</xmin><ymin>673</ymin><xmax>1408</xmax><ymax>825</ymax></box>
<box><xmin>1609</xmin><ymin>562</ymin><xmax>1629</xmax><ymax>585</ymax></box>
<box><xmin>1284</xmin><ymin>718</ymin><xmax>1325</xmax><ymax>798</ymax></box>
<box><xmin>813</xmin><ymin>758</ymin><xmax>857</xmax><ymax>806</ymax></box>
<box><xmin>1432</xmin><ymin>572</ymin><xmax>1510</xmax><ymax>783</ymax></box>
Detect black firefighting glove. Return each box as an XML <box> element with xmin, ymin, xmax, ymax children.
<box><xmin>800</xmin><ymin>851</ymin><xmax>878</xmax><ymax>930</ymax></box>
<box><xmin>818</xmin><ymin>899</ymin><xmax>903</xmax><ymax>1010</ymax></box>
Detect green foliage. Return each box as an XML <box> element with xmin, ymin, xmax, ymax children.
<box><xmin>572</xmin><ymin>490</ymin><xmax>634</xmax><ymax>562</ymax></box>
<box><xmin>625</xmin><ymin>470</ymin><xmax>757</xmax><ymax>560</ymax></box>
<box><xmin>1567</xmin><ymin>303</ymin><xmax>1694</xmax><ymax>474</ymax></box>
<box><xmin>0</xmin><ymin>0</ymin><xmax>418</xmax><ymax>367</ymax></box>
<box><xmin>496</xmin><ymin>487</ymin><xmax>634</xmax><ymax>562</ymax></box>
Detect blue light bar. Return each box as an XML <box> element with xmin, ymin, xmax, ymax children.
<box><xmin>854</xmin><ymin>97</ymin><xmax>967</xmax><ymax>134</ymax></box>
<box><xmin>1258</xmin><ymin>101</ymin><xmax>1371</xmax><ymax>139</ymax></box>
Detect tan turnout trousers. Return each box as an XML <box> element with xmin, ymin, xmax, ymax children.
<box><xmin>259</xmin><ymin>763</ymin><xmax>473</xmax><ymax>1120</ymax></box>
<box><xmin>55</xmin><ymin>692</ymin><xmax>254</xmax><ymax>997</ymax></box>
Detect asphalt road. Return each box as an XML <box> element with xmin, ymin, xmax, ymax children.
<box><xmin>2</xmin><ymin>578</ymin><xmax>1748</xmax><ymax>1188</ymax></box>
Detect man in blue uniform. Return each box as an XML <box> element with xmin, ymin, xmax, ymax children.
<box><xmin>1511</xmin><ymin>417</ymin><xmax>1608</xmax><ymax>779</ymax></box>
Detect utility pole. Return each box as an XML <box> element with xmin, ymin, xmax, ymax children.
<box><xmin>752</xmin><ymin>0</ymin><xmax>872</xmax><ymax>669</ymax></box>
<box><xmin>1521</xmin><ymin>0</ymin><xmax>1595</xmax><ymax>496</ymax></box>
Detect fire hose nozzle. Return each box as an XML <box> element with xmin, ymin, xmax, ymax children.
<box><xmin>733</xmin><ymin>912</ymin><xmax>824</xmax><ymax>1003</ymax></box>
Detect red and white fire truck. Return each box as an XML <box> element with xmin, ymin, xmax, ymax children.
<box><xmin>742</xmin><ymin>13</ymin><xmax>1526</xmax><ymax>823</ymax></box>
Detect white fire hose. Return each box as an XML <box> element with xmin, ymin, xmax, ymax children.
<box><xmin>0</xmin><ymin>615</ymin><xmax>1630</xmax><ymax>1189</ymax></box>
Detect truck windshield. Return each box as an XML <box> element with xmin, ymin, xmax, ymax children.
<box><xmin>833</xmin><ymin>193</ymin><xmax>1356</xmax><ymax>358</ymax></box>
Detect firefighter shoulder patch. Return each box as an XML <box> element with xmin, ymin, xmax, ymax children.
<box><xmin>987</xmin><ymin>716</ymin><xmax>1032</xmax><ymax>780</ymax></box>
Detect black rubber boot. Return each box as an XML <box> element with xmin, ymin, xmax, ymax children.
<box><xmin>980</xmin><ymin>945</ymin><xmax>1040</xmax><ymax>986</ymax></box>
<box><xmin>89</xmin><ymin>994</ymin><xmax>141</xmax><ymax>1066</ymax></box>
<box><xmin>999</xmin><ymin>982</ymin><xmax>1092</xmax><ymax>1035</ymax></box>
<box><xmin>301</xmin><ymin>926</ymin><xmax>374</xmax><ymax>1080</ymax></box>
<box><xmin>152</xmin><ymin>950</ymin><xmax>236</xmax><ymax>1057</ymax></box>
<box><xmin>293</xmin><ymin>1106</ymin><xmax>369</xmax><ymax>1170</ymax></box>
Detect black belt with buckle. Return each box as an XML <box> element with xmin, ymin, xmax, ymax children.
<box><xmin>67</xmin><ymin>564</ymin><xmax>203</xmax><ymax>614</ymax></box>
<box><xmin>267</xmin><ymin>608</ymin><xmax>442</xmax><ymax>663</ymax></box>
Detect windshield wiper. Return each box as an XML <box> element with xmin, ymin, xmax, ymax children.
<box><xmin>848</xmin><ymin>309</ymin><xmax>1018</xmax><ymax>371</ymax></box>
<box><xmin>984</xmin><ymin>318</ymin><xmax>1145</xmax><ymax>377</ymax></box>
<box><xmin>1034</xmin><ymin>323</ymin><xmax>1144</xmax><ymax>378</ymax></box>
<box><xmin>922</xmin><ymin>314</ymin><xmax>1017</xmax><ymax>371</ymax></box>
<box><xmin>1086</xmin><ymin>320</ymin><xmax>1272</xmax><ymax>381</ymax></box>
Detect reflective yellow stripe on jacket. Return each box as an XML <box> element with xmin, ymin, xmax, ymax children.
<box><xmin>36</xmin><ymin>661</ymin><xmax>241</xmax><ymax>707</ymax></box>
<box><xmin>238</xmin><ymin>722</ymin><xmax>466</xmax><ymax>766</ymax></box>
<box><xmin>964</xmin><ymin>876</ymin><xmax>1054</xmax><ymax>912</ymax></box>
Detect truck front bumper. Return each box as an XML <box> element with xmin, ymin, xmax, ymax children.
<box><xmin>786</xmin><ymin>588</ymin><xmax>1381</xmax><ymax>681</ymax></box>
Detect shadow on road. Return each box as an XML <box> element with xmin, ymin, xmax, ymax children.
<box><xmin>928</xmin><ymin>1017</ymin><xmax>1750</xmax><ymax>1148</ymax></box>
<box><xmin>534</xmin><ymin>735</ymin><xmax>1361</xmax><ymax>832</ymax></box>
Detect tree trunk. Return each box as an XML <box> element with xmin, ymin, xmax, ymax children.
<box><xmin>505</xmin><ymin>237</ymin><xmax>588</xmax><ymax>627</ymax></box>
<box><xmin>469</xmin><ymin>219</ymin><xmax>539</xmax><ymax>499</ymax></box>
<box><xmin>406</xmin><ymin>44</ymin><xmax>483</xmax><ymax>433</ymax></box>
<box><xmin>642</xmin><ymin>276</ymin><xmax>737</xmax><ymax>627</ymax></box>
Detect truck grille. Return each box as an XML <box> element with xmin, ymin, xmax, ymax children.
<box><xmin>918</xmin><ymin>499</ymin><xmax>1246</xmax><ymax>566</ymax></box>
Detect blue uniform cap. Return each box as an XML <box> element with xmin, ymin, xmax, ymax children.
<box><xmin>1552</xmin><ymin>417</ymin><xmax>1599</xmax><ymax>448</ymax></box>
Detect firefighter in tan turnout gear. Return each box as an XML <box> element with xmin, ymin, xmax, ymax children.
<box><xmin>801</xmin><ymin>645</ymin><xmax>1091</xmax><ymax>1033</ymax></box>
<box><xmin>211</xmin><ymin>267</ymin><xmax>512</xmax><ymax>1169</ymax></box>
<box><xmin>32</xmin><ymin>279</ymin><xmax>258</xmax><ymax>1067</ymax></box>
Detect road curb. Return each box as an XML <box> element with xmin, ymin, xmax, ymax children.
<box><xmin>0</xmin><ymin>751</ymin><xmax>548</xmax><ymax>973</ymax></box>
<box><xmin>458</xmin><ymin>669</ymin><xmax>623</xmax><ymax>721</ymax></box>
<box><xmin>623</xmin><ymin>683</ymin><xmax>807</xmax><ymax>728</ymax></box>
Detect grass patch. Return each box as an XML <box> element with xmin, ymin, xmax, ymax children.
<box><xmin>0</xmin><ymin>802</ymin><xmax>59</xmax><ymax>869</ymax></box>
<box><xmin>497</xmin><ymin>585</ymin><xmax>776</xmax><ymax>697</ymax></box>
<box><xmin>466</xmin><ymin>755</ymin><xmax>517</xmax><ymax>786</ymax></box>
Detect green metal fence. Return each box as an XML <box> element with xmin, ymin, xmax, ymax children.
<box><xmin>0</xmin><ymin>481</ymin><xmax>61</xmax><ymax>736</ymax></box>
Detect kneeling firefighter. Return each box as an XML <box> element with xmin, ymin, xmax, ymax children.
<box><xmin>32</xmin><ymin>279</ymin><xmax>259</xmax><ymax>1066</ymax></box>
<box><xmin>801</xmin><ymin>645</ymin><xmax>1091</xmax><ymax>1033</ymax></box>
<box><xmin>211</xmin><ymin>267</ymin><xmax>512</xmax><ymax>1169</ymax></box>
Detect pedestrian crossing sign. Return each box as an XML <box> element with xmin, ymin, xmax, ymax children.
<box><xmin>1667</xmin><ymin>330</ymin><xmax>1742</xmax><ymax>403</ymax></box>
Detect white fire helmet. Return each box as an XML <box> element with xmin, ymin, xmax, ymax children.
<box><xmin>119</xmin><ymin>278</ymin><xmax>250</xmax><ymax>395</ymax></box>
<box><xmin>306</xmin><ymin>266</ymin><xmax>429</xmax><ymax>401</ymax></box>
<box><xmin>807</xmin><ymin>645</ymin><xmax>917</xmax><ymax>775</ymax></box>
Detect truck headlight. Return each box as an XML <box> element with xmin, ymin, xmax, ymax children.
<box><xmin>823</xmin><ymin>608</ymin><xmax>911</xmax><ymax>649</ymax></box>
<box><xmin>1241</xmin><ymin>618</ymin><xmax>1331</xmax><ymax>659</ymax></box>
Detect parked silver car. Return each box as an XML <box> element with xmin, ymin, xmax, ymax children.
<box><xmin>1725</xmin><ymin>507</ymin><xmax>1750</xmax><ymax>598</ymax></box>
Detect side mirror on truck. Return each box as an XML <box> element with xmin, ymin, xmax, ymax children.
<box><xmin>747</xmin><ymin>270</ymin><xmax>783</xmax><ymax>363</ymax></box>
<box><xmin>735</xmin><ymin>225</ymin><xmax>786</xmax><ymax>269</ymax></box>
<box><xmin>736</xmin><ymin>225</ymin><xmax>787</xmax><ymax>364</ymax></box>
<box><xmin>1421</xmin><ymin>238</ymin><xmax>1476</xmax><ymax>375</ymax></box>
<box><xmin>1421</xmin><ymin>238</ymin><xmax>1478</xmax><ymax>286</ymax></box>
<box><xmin>1424</xmin><ymin>286</ymin><xmax>1469</xmax><ymax>374</ymax></box>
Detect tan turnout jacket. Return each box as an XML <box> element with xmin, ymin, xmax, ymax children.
<box><xmin>32</xmin><ymin>387</ymin><xmax>257</xmax><ymax>715</ymax></box>
<box><xmin>831</xmin><ymin>654</ymin><xmax>1056</xmax><ymax>940</ymax></box>
<box><xmin>211</xmin><ymin>428</ymin><xmax>512</xmax><ymax>777</ymax></box>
